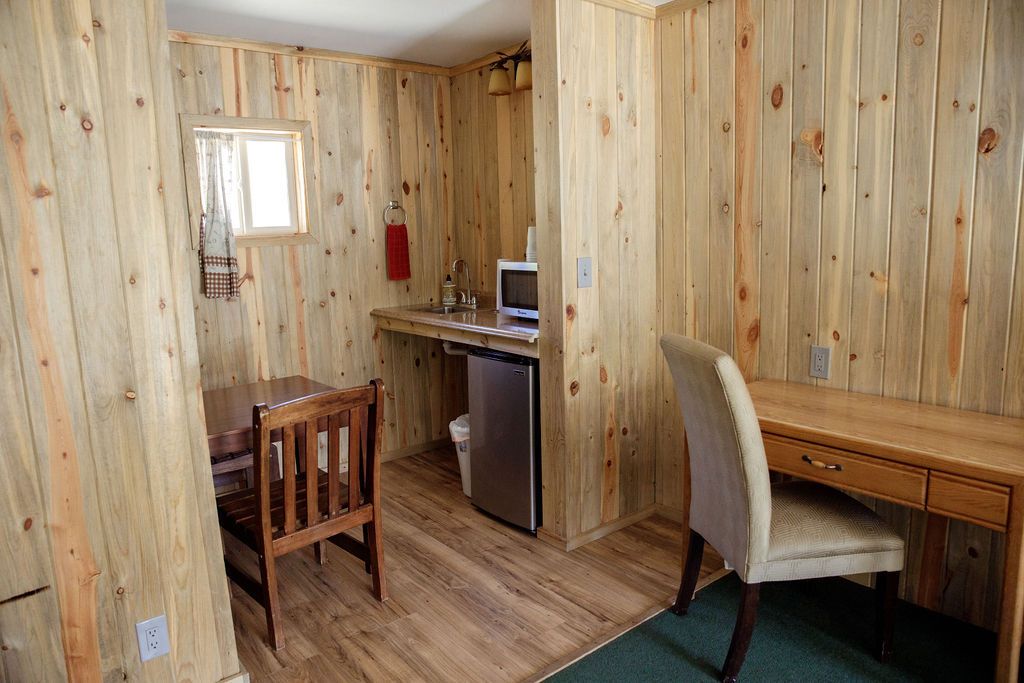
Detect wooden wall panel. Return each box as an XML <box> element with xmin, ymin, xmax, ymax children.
<box><xmin>450</xmin><ymin>65</ymin><xmax>536</xmax><ymax>290</ymax></box>
<box><xmin>786</xmin><ymin>0</ymin><xmax>826</xmax><ymax>385</ymax></box>
<box><xmin>848</xmin><ymin>0</ymin><xmax>898</xmax><ymax>396</ymax></box>
<box><xmin>732</xmin><ymin>0</ymin><xmax>761</xmax><ymax>378</ymax></box>
<box><xmin>816</xmin><ymin>0</ymin><xmax>859</xmax><ymax>389</ymax></box>
<box><xmin>882</xmin><ymin>0</ymin><xmax>940</xmax><ymax>402</ymax></box>
<box><xmin>169</xmin><ymin>41</ymin><xmax>466</xmax><ymax>456</ymax></box>
<box><xmin>706</xmin><ymin>0</ymin><xmax>735</xmax><ymax>356</ymax></box>
<box><xmin>917</xmin><ymin>0</ymin><xmax>985</xmax><ymax>407</ymax></box>
<box><xmin>0</xmin><ymin>0</ymin><xmax>239</xmax><ymax>679</ymax></box>
<box><xmin>533</xmin><ymin>0</ymin><xmax>657</xmax><ymax>543</ymax></box>
<box><xmin>958</xmin><ymin>0</ymin><xmax>1024</xmax><ymax>415</ymax></box>
<box><xmin>657</xmin><ymin>0</ymin><xmax>1024</xmax><ymax>630</ymax></box>
<box><xmin>757</xmin><ymin>0</ymin><xmax>793</xmax><ymax>382</ymax></box>
<box><xmin>655</xmin><ymin>11</ymin><xmax>686</xmax><ymax>511</ymax></box>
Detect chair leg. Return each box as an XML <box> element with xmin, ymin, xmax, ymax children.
<box><xmin>314</xmin><ymin>540</ymin><xmax>327</xmax><ymax>566</ymax></box>
<box><xmin>258</xmin><ymin>552</ymin><xmax>284</xmax><ymax>650</ymax></box>
<box><xmin>671</xmin><ymin>529</ymin><xmax>705</xmax><ymax>615</ymax></box>
<box><xmin>876</xmin><ymin>570</ymin><xmax>899</xmax><ymax>663</ymax></box>
<box><xmin>721</xmin><ymin>582</ymin><xmax>760</xmax><ymax>683</ymax></box>
<box><xmin>366</xmin><ymin>509</ymin><xmax>388</xmax><ymax>601</ymax></box>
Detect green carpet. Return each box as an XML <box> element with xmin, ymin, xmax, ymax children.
<box><xmin>548</xmin><ymin>573</ymin><xmax>993</xmax><ymax>682</ymax></box>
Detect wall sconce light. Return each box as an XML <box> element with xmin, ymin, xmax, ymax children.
<box><xmin>515</xmin><ymin>59</ymin><xmax>532</xmax><ymax>91</ymax></box>
<box><xmin>488</xmin><ymin>41</ymin><xmax>531</xmax><ymax>96</ymax></box>
<box><xmin>488</xmin><ymin>60</ymin><xmax>512</xmax><ymax>96</ymax></box>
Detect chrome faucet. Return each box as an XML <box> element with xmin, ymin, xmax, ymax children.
<box><xmin>451</xmin><ymin>258</ymin><xmax>477</xmax><ymax>309</ymax></box>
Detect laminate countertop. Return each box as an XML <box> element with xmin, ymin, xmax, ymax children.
<box><xmin>371</xmin><ymin>304</ymin><xmax>539</xmax><ymax>358</ymax></box>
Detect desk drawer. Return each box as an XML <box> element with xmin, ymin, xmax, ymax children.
<box><xmin>927</xmin><ymin>472</ymin><xmax>1009</xmax><ymax>531</ymax></box>
<box><xmin>763</xmin><ymin>435</ymin><xmax>928</xmax><ymax>508</ymax></box>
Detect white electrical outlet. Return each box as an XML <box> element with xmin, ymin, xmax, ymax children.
<box><xmin>136</xmin><ymin>615</ymin><xmax>170</xmax><ymax>662</ymax></box>
<box><xmin>810</xmin><ymin>345</ymin><xmax>831</xmax><ymax>380</ymax></box>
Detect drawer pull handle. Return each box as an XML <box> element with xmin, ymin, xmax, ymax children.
<box><xmin>802</xmin><ymin>454</ymin><xmax>843</xmax><ymax>472</ymax></box>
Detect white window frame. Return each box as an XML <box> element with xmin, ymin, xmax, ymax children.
<box><xmin>180</xmin><ymin>114</ymin><xmax>318</xmax><ymax>249</ymax></box>
<box><xmin>235</xmin><ymin>131</ymin><xmax>301</xmax><ymax>238</ymax></box>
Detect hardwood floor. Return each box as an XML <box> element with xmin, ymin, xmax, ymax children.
<box><xmin>224</xmin><ymin>447</ymin><xmax>722</xmax><ymax>681</ymax></box>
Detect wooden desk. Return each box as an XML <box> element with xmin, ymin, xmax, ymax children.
<box><xmin>203</xmin><ymin>376</ymin><xmax>337</xmax><ymax>458</ymax></box>
<box><xmin>748</xmin><ymin>380</ymin><xmax>1024</xmax><ymax>681</ymax></box>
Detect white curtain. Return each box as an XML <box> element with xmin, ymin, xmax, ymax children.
<box><xmin>196</xmin><ymin>130</ymin><xmax>240</xmax><ymax>299</ymax></box>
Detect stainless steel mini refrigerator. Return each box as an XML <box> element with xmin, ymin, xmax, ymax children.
<box><xmin>467</xmin><ymin>348</ymin><xmax>541</xmax><ymax>532</ymax></box>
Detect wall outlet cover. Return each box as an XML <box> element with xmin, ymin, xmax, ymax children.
<box><xmin>810</xmin><ymin>345</ymin><xmax>831</xmax><ymax>380</ymax></box>
<box><xmin>577</xmin><ymin>257</ymin><xmax>593</xmax><ymax>288</ymax></box>
<box><xmin>136</xmin><ymin>614</ymin><xmax>171</xmax><ymax>662</ymax></box>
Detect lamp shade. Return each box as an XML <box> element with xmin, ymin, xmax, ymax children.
<box><xmin>515</xmin><ymin>60</ymin><xmax>533</xmax><ymax>91</ymax></box>
<box><xmin>488</xmin><ymin>64</ymin><xmax>512</xmax><ymax>96</ymax></box>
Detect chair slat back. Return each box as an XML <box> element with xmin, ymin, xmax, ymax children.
<box><xmin>251</xmin><ymin>380</ymin><xmax>384</xmax><ymax>552</ymax></box>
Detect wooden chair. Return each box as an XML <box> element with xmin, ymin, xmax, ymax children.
<box><xmin>216</xmin><ymin>379</ymin><xmax>388</xmax><ymax>650</ymax></box>
<box><xmin>661</xmin><ymin>335</ymin><xmax>904</xmax><ymax>682</ymax></box>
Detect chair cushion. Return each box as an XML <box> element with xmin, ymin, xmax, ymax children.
<box><xmin>745</xmin><ymin>480</ymin><xmax>905</xmax><ymax>583</ymax></box>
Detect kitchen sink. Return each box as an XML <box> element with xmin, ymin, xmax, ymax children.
<box><xmin>413</xmin><ymin>304</ymin><xmax>472</xmax><ymax>315</ymax></box>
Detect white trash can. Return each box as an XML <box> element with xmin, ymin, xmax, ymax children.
<box><xmin>449</xmin><ymin>413</ymin><xmax>471</xmax><ymax>497</ymax></box>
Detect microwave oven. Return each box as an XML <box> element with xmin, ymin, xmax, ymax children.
<box><xmin>497</xmin><ymin>260</ymin><xmax>539</xmax><ymax>320</ymax></box>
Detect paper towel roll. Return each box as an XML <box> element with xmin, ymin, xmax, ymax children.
<box><xmin>525</xmin><ymin>226</ymin><xmax>537</xmax><ymax>262</ymax></box>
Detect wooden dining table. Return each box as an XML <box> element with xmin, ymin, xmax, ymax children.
<box><xmin>203</xmin><ymin>375</ymin><xmax>339</xmax><ymax>458</ymax></box>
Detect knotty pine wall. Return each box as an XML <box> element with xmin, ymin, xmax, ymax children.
<box><xmin>533</xmin><ymin>0</ymin><xmax>658</xmax><ymax>545</ymax></box>
<box><xmin>169</xmin><ymin>40</ymin><xmax>467</xmax><ymax>455</ymax></box>
<box><xmin>0</xmin><ymin>1</ymin><xmax>239</xmax><ymax>680</ymax></box>
<box><xmin>450</xmin><ymin>63</ymin><xmax>536</xmax><ymax>290</ymax></box>
<box><xmin>657</xmin><ymin>0</ymin><xmax>1023</xmax><ymax>629</ymax></box>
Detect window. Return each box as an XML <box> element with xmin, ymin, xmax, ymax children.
<box><xmin>180</xmin><ymin>115</ymin><xmax>318</xmax><ymax>248</ymax></box>
<box><xmin>237</xmin><ymin>132</ymin><xmax>299</xmax><ymax>236</ymax></box>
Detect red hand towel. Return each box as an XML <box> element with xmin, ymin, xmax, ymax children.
<box><xmin>386</xmin><ymin>223</ymin><xmax>411</xmax><ymax>281</ymax></box>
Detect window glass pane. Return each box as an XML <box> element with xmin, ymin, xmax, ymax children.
<box><xmin>245</xmin><ymin>139</ymin><xmax>294</xmax><ymax>229</ymax></box>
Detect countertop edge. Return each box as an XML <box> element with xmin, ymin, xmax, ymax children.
<box><xmin>370</xmin><ymin>307</ymin><xmax>539</xmax><ymax>344</ymax></box>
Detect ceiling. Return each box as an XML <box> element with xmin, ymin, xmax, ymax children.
<box><xmin>165</xmin><ymin>0</ymin><xmax>671</xmax><ymax>68</ymax></box>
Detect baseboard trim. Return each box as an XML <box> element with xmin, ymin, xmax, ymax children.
<box><xmin>566</xmin><ymin>506</ymin><xmax>658</xmax><ymax>550</ymax></box>
<box><xmin>536</xmin><ymin>526</ymin><xmax>568</xmax><ymax>549</ymax></box>
<box><xmin>382</xmin><ymin>437</ymin><xmax>451</xmax><ymax>463</ymax></box>
<box><xmin>539</xmin><ymin>505</ymin><xmax>680</xmax><ymax>552</ymax></box>
<box><xmin>651</xmin><ymin>502</ymin><xmax>686</xmax><ymax>524</ymax></box>
<box><xmin>217</xmin><ymin>672</ymin><xmax>250</xmax><ymax>683</ymax></box>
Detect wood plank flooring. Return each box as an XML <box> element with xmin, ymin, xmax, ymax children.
<box><xmin>225</xmin><ymin>447</ymin><xmax>722</xmax><ymax>681</ymax></box>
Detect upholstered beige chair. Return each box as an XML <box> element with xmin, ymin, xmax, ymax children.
<box><xmin>661</xmin><ymin>334</ymin><xmax>905</xmax><ymax>682</ymax></box>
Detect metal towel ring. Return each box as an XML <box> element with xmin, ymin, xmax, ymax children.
<box><xmin>382</xmin><ymin>200</ymin><xmax>407</xmax><ymax>225</ymax></box>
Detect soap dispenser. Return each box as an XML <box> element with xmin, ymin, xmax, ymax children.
<box><xmin>442</xmin><ymin>274</ymin><xmax>457</xmax><ymax>306</ymax></box>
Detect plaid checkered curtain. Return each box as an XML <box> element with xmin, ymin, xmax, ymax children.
<box><xmin>196</xmin><ymin>130</ymin><xmax>241</xmax><ymax>299</ymax></box>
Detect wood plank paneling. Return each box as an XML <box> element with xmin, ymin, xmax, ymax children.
<box><xmin>848</xmin><ymin>0</ymin><xmax>898</xmax><ymax>395</ymax></box>
<box><xmin>786</xmin><ymin>0</ymin><xmax>825</xmax><ymax>386</ymax></box>
<box><xmin>882</xmin><ymin>0</ymin><xmax>940</xmax><ymax>402</ymax></box>
<box><xmin>917</xmin><ymin>0</ymin><xmax>985</xmax><ymax>408</ymax></box>
<box><xmin>732</xmin><ymin>0</ymin><xmax>761</xmax><ymax>379</ymax></box>
<box><xmin>959</xmin><ymin>0</ymin><xmax>1024</xmax><ymax>415</ymax></box>
<box><xmin>170</xmin><ymin>40</ymin><xmax>467</xmax><ymax>456</ymax></box>
<box><xmin>655</xmin><ymin>11</ymin><xmax>686</xmax><ymax>512</ymax></box>
<box><xmin>816</xmin><ymin>0</ymin><xmax>860</xmax><ymax>390</ymax></box>
<box><xmin>757</xmin><ymin>0</ymin><xmax>793</xmax><ymax>381</ymax></box>
<box><xmin>657</xmin><ymin>0</ymin><xmax>1024</xmax><ymax>631</ymax></box>
<box><xmin>450</xmin><ymin>64</ymin><xmax>535</xmax><ymax>290</ymax></box>
<box><xmin>0</xmin><ymin>0</ymin><xmax>239</xmax><ymax>679</ymax></box>
<box><xmin>706</xmin><ymin>0</ymin><xmax>735</xmax><ymax>355</ymax></box>
<box><xmin>533</xmin><ymin>0</ymin><xmax>658</xmax><ymax>542</ymax></box>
